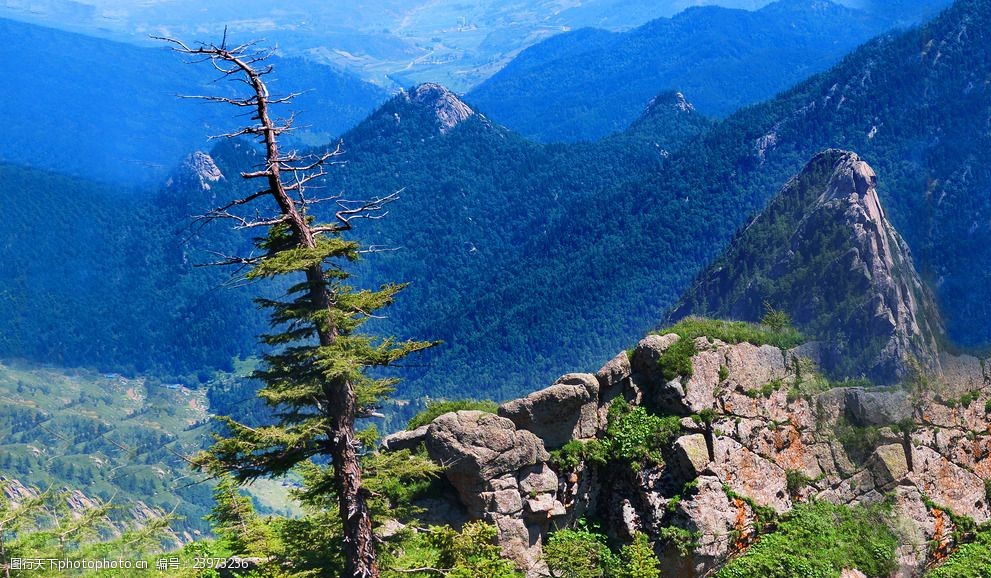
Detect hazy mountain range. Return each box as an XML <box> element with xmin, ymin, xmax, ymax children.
<box><xmin>1</xmin><ymin>0</ymin><xmax>952</xmax><ymax>92</ymax></box>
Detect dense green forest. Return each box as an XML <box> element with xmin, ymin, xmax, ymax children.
<box><xmin>0</xmin><ymin>161</ymin><xmax>263</xmax><ymax>380</ymax></box>
<box><xmin>316</xmin><ymin>0</ymin><xmax>991</xmax><ymax>401</ymax></box>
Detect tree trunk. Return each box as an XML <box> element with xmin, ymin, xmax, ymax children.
<box><xmin>309</xmin><ymin>264</ymin><xmax>379</xmax><ymax>578</ymax></box>
<box><xmin>330</xmin><ymin>416</ymin><xmax>378</xmax><ymax>578</ymax></box>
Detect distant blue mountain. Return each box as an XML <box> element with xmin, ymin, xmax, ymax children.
<box><xmin>466</xmin><ymin>0</ymin><xmax>945</xmax><ymax>142</ymax></box>
<box><xmin>0</xmin><ymin>18</ymin><xmax>390</xmax><ymax>186</ymax></box>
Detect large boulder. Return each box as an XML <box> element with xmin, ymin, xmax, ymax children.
<box><xmin>499</xmin><ymin>374</ymin><xmax>599</xmax><ymax>449</ymax></box>
<box><xmin>670</xmin><ymin>434</ymin><xmax>711</xmax><ymax>483</ymax></box>
<box><xmin>426</xmin><ymin>411</ymin><xmax>549</xmax><ymax>494</ymax></box>
<box><xmin>867</xmin><ymin>444</ymin><xmax>910</xmax><ymax>490</ymax></box>
<box><xmin>631</xmin><ymin>334</ymin><xmax>681</xmax><ymax>387</ymax></box>
<box><xmin>596</xmin><ymin>351</ymin><xmax>632</xmax><ymax>391</ymax></box>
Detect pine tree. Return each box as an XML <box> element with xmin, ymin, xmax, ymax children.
<box><xmin>158</xmin><ymin>35</ymin><xmax>434</xmax><ymax>578</ymax></box>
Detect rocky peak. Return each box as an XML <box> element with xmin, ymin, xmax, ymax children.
<box><xmin>642</xmin><ymin>91</ymin><xmax>696</xmax><ymax>119</ymax></box>
<box><xmin>671</xmin><ymin>150</ymin><xmax>944</xmax><ymax>383</ymax></box>
<box><xmin>165</xmin><ymin>151</ymin><xmax>224</xmax><ymax>192</ymax></box>
<box><xmin>406</xmin><ymin>83</ymin><xmax>474</xmax><ymax>134</ymax></box>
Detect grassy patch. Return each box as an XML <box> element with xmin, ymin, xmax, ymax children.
<box><xmin>834</xmin><ymin>417</ymin><xmax>883</xmax><ymax>464</ymax></box>
<box><xmin>549</xmin><ymin>439</ymin><xmax>609</xmax><ymax>471</ymax></box>
<box><xmin>941</xmin><ymin>390</ymin><xmax>981</xmax><ymax>409</ymax></box>
<box><xmin>656</xmin><ymin>316</ymin><xmax>804</xmax><ymax>350</ymax></box>
<box><xmin>716</xmin><ymin>501</ymin><xmax>898</xmax><ymax>578</ymax></box>
<box><xmin>657</xmin><ymin>337</ymin><xmax>698</xmax><ymax>383</ymax></box>
<box><xmin>406</xmin><ymin>399</ymin><xmax>499</xmax><ymax>430</ymax></box>
<box><xmin>605</xmin><ymin>399</ymin><xmax>682</xmax><ymax>470</ymax></box>
<box><xmin>926</xmin><ymin>528</ymin><xmax>991</xmax><ymax>578</ymax></box>
<box><xmin>746</xmin><ymin>379</ymin><xmax>784</xmax><ymax>399</ymax></box>
<box><xmin>543</xmin><ymin>521</ymin><xmax>663</xmax><ymax>578</ymax></box>
<box><xmin>785</xmin><ymin>470</ymin><xmax>815</xmax><ymax>497</ymax></box>
<box><xmin>550</xmin><ymin>400</ymin><xmax>681</xmax><ymax>472</ymax></box>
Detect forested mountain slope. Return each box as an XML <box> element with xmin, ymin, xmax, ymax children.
<box><xmin>298</xmin><ymin>0</ymin><xmax>989</xmax><ymax>402</ymax></box>
<box><xmin>670</xmin><ymin>150</ymin><xmax>945</xmax><ymax>383</ymax></box>
<box><xmin>2</xmin><ymin>0</ymin><xmax>988</xmax><ymax>407</ymax></box>
<box><xmin>467</xmin><ymin>0</ymin><xmax>893</xmax><ymax>142</ymax></box>
<box><xmin>0</xmin><ymin>82</ymin><xmax>711</xmax><ymax>392</ymax></box>
<box><xmin>0</xmin><ymin>160</ymin><xmax>262</xmax><ymax>380</ymax></box>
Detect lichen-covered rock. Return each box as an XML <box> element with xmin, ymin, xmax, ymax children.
<box><xmin>681</xmin><ymin>342</ymin><xmax>726</xmax><ymax>413</ymax></box>
<box><xmin>892</xmin><ymin>485</ymin><xmax>944</xmax><ymax>576</ymax></box>
<box><xmin>671</xmin><ymin>434</ymin><xmax>711</xmax><ymax>481</ymax></box>
<box><xmin>518</xmin><ymin>463</ymin><xmax>558</xmax><ymax>496</ymax></box>
<box><xmin>908</xmin><ymin>445</ymin><xmax>990</xmax><ymax>522</ymax></box>
<box><xmin>723</xmin><ymin>342</ymin><xmax>789</xmax><ymax>393</ymax></box>
<box><xmin>499</xmin><ymin>373</ymin><xmax>599</xmax><ymax>448</ymax></box>
<box><xmin>711</xmin><ymin>436</ymin><xmax>791</xmax><ymax>513</ymax></box>
<box><xmin>665</xmin><ymin>476</ymin><xmax>757</xmax><ymax>577</ymax></box>
<box><xmin>867</xmin><ymin>444</ymin><xmax>910</xmax><ymax>490</ymax></box>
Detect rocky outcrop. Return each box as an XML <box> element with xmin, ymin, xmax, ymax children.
<box><xmin>423</xmin><ymin>411</ymin><xmax>562</xmax><ymax>573</ymax></box>
<box><xmin>498</xmin><ymin>373</ymin><xmax>599</xmax><ymax>449</ymax></box>
<box><xmin>670</xmin><ymin>150</ymin><xmax>944</xmax><ymax>384</ymax></box>
<box><xmin>385</xmin><ymin>327</ymin><xmax>990</xmax><ymax>577</ymax></box>
<box><xmin>165</xmin><ymin>151</ymin><xmax>224</xmax><ymax>191</ymax></box>
<box><xmin>406</xmin><ymin>83</ymin><xmax>474</xmax><ymax>134</ymax></box>
<box><xmin>380</xmin><ymin>424</ymin><xmax>429</xmax><ymax>452</ymax></box>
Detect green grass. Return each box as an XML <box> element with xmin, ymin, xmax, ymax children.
<box><xmin>657</xmin><ymin>337</ymin><xmax>698</xmax><ymax>383</ymax></box>
<box><xmin>746</xmin><ymin>378</ymin><xmax>785</xmax><ymax>399</ymax></box>
<box><xmin>655</xmin><ymin>316</ymin><xmax>804</xmax><ymax>350</ymax></box>
<box><xmin>716</xmin><ymin>501</ymin><xmax>898</xmax><ymax>578</ymax></box>
<box><xmin>549</xmin><ymin>400</ymin><xmax>681</xmax><ymax>472</ymax></box>
<box><xmin>926</xmin><ymin>528</ymin><xmax>991</xmax><ymax>577</ymax></box>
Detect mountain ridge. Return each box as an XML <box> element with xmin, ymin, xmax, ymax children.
<box><xmin>466</xmin><ymin>0</ymin><xmax>895</xmax><ymax>142</ymax></box>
